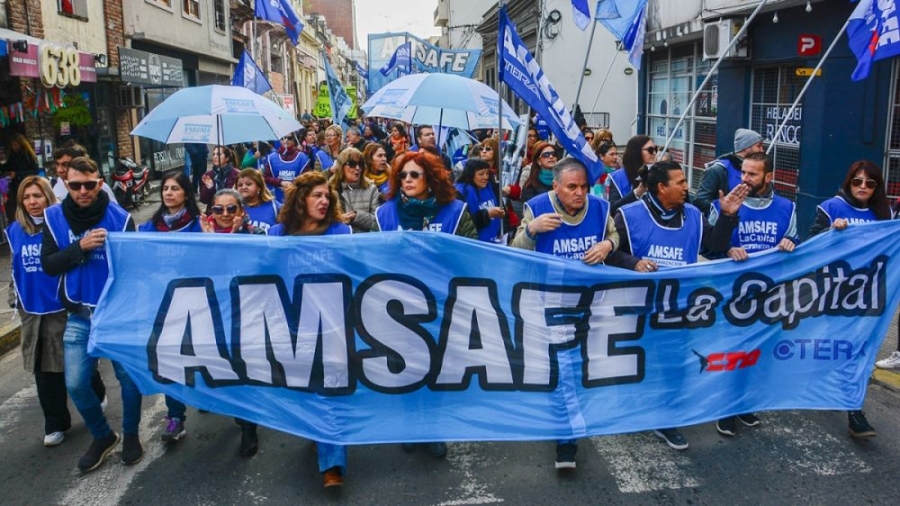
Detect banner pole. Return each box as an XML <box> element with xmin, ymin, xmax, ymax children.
<box><xmin>497</xmin><ymin>0</ymin><xmax>507</xmax><ymax>239</ymax></box>
<box><xmin>766</xmin><ymin>16</ymin><xmax>850</xmax><ymax>155</ymax></box>
<box><xmin>661</xmin><ymin>0</ymin><xmax>768</xmax><ymax>155</ymax></box>
<box><xmin>573</xmin><ymin>20</ymin><xmax>598</xmax><ymax>112</ymax></box>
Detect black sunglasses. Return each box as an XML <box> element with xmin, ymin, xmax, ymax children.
<box><xmin>68</xmin><ymin>180</ymin><xmax>101</xmax><ymax>191</ymax></box>
<box><xmin>211</xmin><ymin>204</ymin><xmax>240</xmax><ymax>215</ymax></box>
<box><xmin>398</xmin><ymin>170</ymin><xmax>423</xmax><ymax>180</ymax></box>
<box><xmin>644</xmin><ymin>146</ymin><xmax>659</xmax><ymax>154</ymax></box>
<box><xmin>539</xmin><ymin>151</ymin><xmax>557</xmax><ymax>159</ymax></box>
<box><xmin>345</xmin><ymin>160</ymin><xmax>362</xmax><ymax>169</ymax></box>
<box><xmin>851</xmin><ymin>177</ymin><xmax>877</xmax><ymax>189</ymax></box>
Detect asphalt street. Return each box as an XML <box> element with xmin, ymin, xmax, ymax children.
<box><xmin>1</xmin><ymin>189</ymin><xmax>899</xmax><ymax>504</ymax></box>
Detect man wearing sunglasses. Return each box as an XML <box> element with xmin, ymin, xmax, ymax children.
<box><xmin>41</xmin><ymin>156</ymin><xmax>142</xmax><ymax>473</ymax></box>
<box><xmin>694</xmin><ymin>128</ymin><xmax>764</xmax><ymax>215</ymax></box>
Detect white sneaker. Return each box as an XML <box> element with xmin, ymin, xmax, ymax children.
<box><xmin>44</xmin><ymin>431</ymin><xmax>65</xmax><ymax>447</ymax></box>
<box><xmin>100</xmin><ymin>395</ymin><xmax>108</xmax><ymax>413</ymax></box>
<box><xmin>875</xmin><ymin>351</ymin><xmax>900</xmax><ymax>369</ymax></box>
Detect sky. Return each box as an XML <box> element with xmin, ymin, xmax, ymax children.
<box><xmin>355</xmin><ymin>0</ymin><xmax>443</xmax><ymax>50</ymax></box>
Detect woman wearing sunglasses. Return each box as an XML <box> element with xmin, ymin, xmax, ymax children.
<box><xmin>608</xmin><ymin>135</ymin><xmax>656</xmax><ymax>212</ymax></box>
<box><xmin>237</xmin><ymin>169</ymin><xmax>280</xmax><ymax>234</ymax></box>
<box><xmin>521</xmin><ymin>141</ymin><xmax>559</xmax><ymax>203</ymax></box>
<box><xmin>329</xmin><ymin>148</ymin><xmax>380</xmax><ymax>233</ymax></box>
<box><xmin>806</xmin><ymin>160</ymin><xmax>890</xmax><ymax>439</ymax></box>
<box><xmin>374</xmin><ymin>150</ymin><xmax>477</xmax><ymax>238</ymax></box>
<box><xmin>264</xmin><ymin>171</ymin><xmax>350</xmax><ymax>488</ymax></box>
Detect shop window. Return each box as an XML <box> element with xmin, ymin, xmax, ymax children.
<box><xmin>59</xmin><ymin>0</ymin><xmax>88</xmax><ymax>19</ymax></box>
<box><xmin>750</xmin><ymin>66</ymin><xmax>804</xmax><ymax>200</ymax></box>
<box><xmin>214</xmin><ymin>0</ymin><xmax>227</xmax><ymax>32</ymax></box>
<box><xmin>645</xmin><ymin>43</ymin><xmax>718</xmax><ymax>190</ymax></box>
<box><xmin>884</xmin><ymin>60</ymin><xmax>900</xmax><ymax>200</ymax></box>
<box><xmin>183</xmin><ymin>0</ymin><xmax>200</xmax><ymax>19</ymax></box>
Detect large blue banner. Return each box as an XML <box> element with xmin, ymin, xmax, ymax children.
<box><xmin>90</xmin><ymin>222</ymin><xmax>900</xmax><ymax>445</ymax></box>
<box><xmin>368</xmin><ymin>32</ymin><xmax>482</xmax><ymax>95</ymax></box>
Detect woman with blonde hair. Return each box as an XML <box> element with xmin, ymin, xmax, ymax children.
<box><xmin>5</xmin><ymin>176</ymin><xmax>104</xmax><ymax>447</ymax></box>
<box><xmin>314</xmin><ymin>124</ymin><xmax>344</xmax><ymax>173</ymax></box>
<box><xmin>330</xmin><ymin>148</ymin><xmax>380</xmax><ymax>233</ymax></box>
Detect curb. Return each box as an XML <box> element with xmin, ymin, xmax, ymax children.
<box><xmin>0</xmin><ymin>320</ymin><xmax>21</xmax><ymax>358</ymax></box>
<box><xmin>872</xmin><ymin>369</ymin><xmax>900</xmax><ymax>392</ymax></box>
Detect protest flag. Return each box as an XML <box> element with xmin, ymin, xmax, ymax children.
<box><xmin>231</xmin><ymin>50</ymin><xmax>273</xmax><ymax>95</ymax></box>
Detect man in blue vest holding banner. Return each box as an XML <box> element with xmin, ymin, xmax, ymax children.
<box><xmin>694</xmin><ymin>128</ymin><xmax>764</xmax><ymax>215</ymax></box>
<box><xmin>511</xmin><ymin>157</ymin><xmax>618</xmax><ymax>470</ymax></box>
<box><xmin>707</xmin><ymin>152</ymin><xmax>796</xmax><ymax>438</ymax></box>
<box><xmin>615</xmin><ymin>160</ymin><xmax>747</xmax><ymax>451</ymax></box>
<box><xmin>41</xmin><ymin>156</ymin><xmax>142</xmax><ymax>473</ymax></box>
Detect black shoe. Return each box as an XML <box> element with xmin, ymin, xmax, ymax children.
<box><xmin>78</xmin><ymin>432</ymin><xmax>120</xmax><ymax>473</ymax></box>
<box><xmin>240</xmin><ymin>424</ymin><xmax>259</xmax><ymax>457</ymax></box>
<box><xmin>737</xmin><ymin>413</ymin><xmax>760</xmax><ymax>427</ymax></box>
<box><xmin>121</xmin><ymin>434</ymin><xmax>143</xmax><ymax>465</ymax></box>
<box><xmin>653</xmin><ymin>428</ymin><xmax>689</xmax><ymax>450</ymax></box>
<box><xmin>425</xmin><ymin>442</ymin><xmax>447</xmax><ymax>459</ymax></box>
<box><xmin>716</xmin><ymin>417</ymin><xmax>736</xmax><ymax>437</ymax></box>
<box><xmin>555</xmin><ymin>442</ymin><xmax>577</xmax><ymax>469</ymax></box>
<box><xmin>848</xmin><ymin>410</ymin><xmax>876</xmax><ymax>438</ymax></box>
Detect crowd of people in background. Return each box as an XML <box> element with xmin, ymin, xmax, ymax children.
<box><xmin>2</xmin><ymin>110</ymin><xmax>900</xmax><ymax>489</ymax></box>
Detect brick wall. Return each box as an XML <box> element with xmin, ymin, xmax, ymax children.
<box><xmin>307</xmin><ymin>0</ymin><xmax>355</xmax><ymax>48</ymax></box>
<box><xmin>103</xmin><ymin>0</ymin><xmax>134</xmax><ymax>159</ymax></box>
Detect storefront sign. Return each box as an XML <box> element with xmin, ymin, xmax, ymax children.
<box><xmin>798</xmin><ymin>35</ymin><xmax>822</xmax><ymax>56</ymax></box>
<box><xmin>795</xmin><ymin>68</ymin><xmax>822</xmax><ymax>77</ymax></box>
<box><xmin>764</xmin><ymin>106</ymin><xmax>802</xmax><ymax>145</ymax></box>
<box><xmin>8</xmin><ymin>41</ymin><xmax>96</xmax><ymax>85</ymax></box>
<box><xmin>152</xmin><ymin>144</ymin><xmax>185</xmax><ymax>172</ymax></box>
<box><xmin>119</xmin><ymin>47</ymin><xmax>184</xmax><ymax>87</ymax></box>
<box><xmin>280</xmin><ymin>94</ymin><xmax>295</xmax><ymax>115</ymax></box>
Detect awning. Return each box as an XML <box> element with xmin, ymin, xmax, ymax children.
<box><xmin>0</xmin><ymin>27</ymin><xmax>43</xmax><ymax>58</ymax></box>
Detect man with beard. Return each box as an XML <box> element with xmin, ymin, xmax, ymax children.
<box><xmin>707</xmin><ymin>152</ymin><xmax>796</xmax><ymax>438</ymax></box>
<box><xmin>694</xmin><ymin>128</ymin><xmax>764</xmax><ymax>215</ymax></box>
<box><xmin>615</xmin><ymin>159</ymin><xmax>747</xmax><ymax>451</ymax></box>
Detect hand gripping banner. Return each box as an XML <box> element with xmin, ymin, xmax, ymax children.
<box><xmin>89</xmin><ymin>222</ymin><xmax>900</xmax><ymax>445</ymax></box>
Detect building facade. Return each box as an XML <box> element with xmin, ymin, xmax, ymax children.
<box><xmin>306</xmin><ymin>0</ymin><xmax>356</xmax><ymax>49</ymax></box>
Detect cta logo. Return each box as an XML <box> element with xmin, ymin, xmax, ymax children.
<box><xmin>773</xmin><ymin>339</ymin><xmax>859</xmax><ymax>361</ymax></box>
<box><xmin>692</xmin><ymin>349</ymin><xmax>760</xmax><ymax>373</ymax></box>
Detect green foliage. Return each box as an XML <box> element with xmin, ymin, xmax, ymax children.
<box><xmin>52</xmin><ymin>94</ymin><xmax>93</xmax><ymax>128</ymax></box>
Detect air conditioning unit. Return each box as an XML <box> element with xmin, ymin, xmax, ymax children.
<box><xmin>703</xmin><ymin>18</ymin><xmax>749</xmax><ymax>60</ymax></box>
<box><xmin>116</xmin><ymin>86</ymin><xmax>145</xmax><ymax>109</ymax></box>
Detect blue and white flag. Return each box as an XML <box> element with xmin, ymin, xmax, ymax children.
<box><xmin>380</xmin><ymin>41</ymin><xmax>411</xmax><ymax>76</ymax></box>
<box><xmin>254</xmin><ymin>0</ymin><xmax>303</xmax><ymax>46</ymax></box>
<box><xmin>90</xmin><ymin>221</ymin><xmax>900</xmax><ymax>444</ymax></box>
<box><xmin>595</xmin><ymin>0</ymin><xmax>647</xmax><ymax>41</ymax></box>
<box><xmin>231</xmin><ymin>50</ymin><xmax>273</xmax><ymax>95</ymax></box>
<box><xmin>498</xmin><ymin>7</ymin><xmax>602</xmax><ymax>183</ymax></box>
<box><xmin>322</xmin><ymin>52</ymin><xmax>351</xmax><ymax>127</ymax></box>
<box><xmin>355</xmin><ymin>61</ymin><xmax>369</xmax><ymax>80</ymax></box>
<box><xmin>847</xmin><ymin>0</ymin><xmax>900</xmax><ymax>81</ymax></box>
<box><xmin>572</xmin><ymin>0</ymin><xmax>592</xmax><ymax>31</ymax></box>
<box><xmin>622</xmin><ymin>3</ymin><xmax>647</xmax><ymax>70</ymax></box>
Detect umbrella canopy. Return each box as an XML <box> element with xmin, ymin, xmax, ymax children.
<box><xmin>131</xmin><ymin>85</ymin><xmax>302</xmax><ymax>145</ymax></box>
<box><xmin>361</xmin><ymin>73</ymin><xmax>521</xmax><ymax>131</ymax></box>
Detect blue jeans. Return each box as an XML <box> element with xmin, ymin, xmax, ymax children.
<box><xmin>317</xmin><ymin>442</ymin><xmax>347</xmax><ymax>475</ymax></box>
<box><xmin>63</xmin><ymin>313</ymin><xmax>142</xmax><ymax>439</ymax></box>
<box><xmin>165</xmin><ymin>395</ymin><xmax>187</xmax><ymax>420</ymax></box>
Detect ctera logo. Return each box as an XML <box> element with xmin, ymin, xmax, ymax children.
<box><xmin>772</xmin><ymin>339</ymin><xmax>860</xmax><ymax>361</ymax></box>
<box><xmin>691</xmin><ymin>349</ymin><xmax>760</xmax><ymax>373</ymax></box>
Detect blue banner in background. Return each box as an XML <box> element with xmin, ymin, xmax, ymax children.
<box><xmin>368</xmin><ymin>32</ymin><xmax>482</xmax><ymax>94</ymax></box>
<box><xmin>90</xmin><ymin>222</ymin><xmax>900</xmax><ymax>445</ymax></box>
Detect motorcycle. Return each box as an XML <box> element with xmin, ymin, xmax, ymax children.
<box><xmin>111</xmin><ymin>158</ymin><xmax>150</xmax><ymax>209</ymax></box>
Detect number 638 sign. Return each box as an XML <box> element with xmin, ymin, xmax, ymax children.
<box><xmin>40</xmin><ymin>43</ymin><xmax>81</xmax><ymax>88</ymax></box>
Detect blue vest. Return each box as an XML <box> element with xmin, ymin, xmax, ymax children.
<box><xmin>620</xmin><ymin>200</ymin><xmax>702</xmax><ymax>268</ymax></box>
<box><xmin>44</xmin><ymin>203</ymin><xmax>131</xmax><ymax>307</ymax></box>
<box><xmin>267</xmin><ymin>152</ymin><xmax>310</xmax><ymax>202</ymax></box>
<box><xmin>609</xmin><ymin>169</ymin><xmax>632</xmax><ymax>198</ymax></box>
<box><xmin>5</xmin><ymin>223</ymin><xmax>63</xmax><ymax>314</ymax></box>
<box><xmin>245</xmin><ymin>201</ymin><xmax>280</xmax><ymax>233</ymax></box>
<box><xmin>714</xmin><ymin>196</ymin><xmax>794</xmax><ymax>252</ymax></box>
<box><xmin>526</xmin><ymin>192</ymin><xmax>609</xmax><ymax>260</ymax></box>
<box><xmin>376</xmin><ymin>199</ymin><xmax>466</xmax><ymax>234</ymax></box>
<box><xmin>718</xmin><ymin>158</ymin><xmax>743</xmax><ymax>193</ymax></box>
<box><xmin>268</xmin><ymin>221</ymin><xmax>351</xmax><ymax>236</ymax></box>
<box><xmin>818</xmin><ymin>196</ymin><xmax>879</xmax><ymax>225</ymax></box>
<box><xmin>455</xmin><ymin>182</ymin><xmax>501</xmax><ymax>242</ymax></box>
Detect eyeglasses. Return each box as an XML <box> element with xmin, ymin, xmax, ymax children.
<box><xmin>851</xmin><ymin>177</ymin><xmax>877</xmax><ymax>189</ymax></box>
<box><xmin>584</xmin><ymin>136</ymin><xmax>594</xmax><ymax>142</ymax></box>
<box><xmin>539</xmin><ymin>151</ymin><xmax>557</xmax><ymax>159</ymax></box>
<box><xmin>67</xmin><ymin>180</ymin><xmax>102</xmax><ymax>191</ymax></box>
<box><xmin>399</xmin><ymin>170</ymin><xmax>423</xmax><ymax>180</ymax></box>
<box><xmin>211</xmin><ymin>204</ymin><xmax>240</xmax><ymax>215</ymax></box>
<box><xmin>644</xmin><ymin>146</ymin><xmax>659</xmax><ymax>154</ymax></box>
<box><xmin>345</xmin><ymin>160</ymin><xmax>361</xmax><ymax>169</ymax></box>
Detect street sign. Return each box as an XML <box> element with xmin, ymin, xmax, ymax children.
<box><xmin>795</xmin><ymin>68</ymin><xmax>822</xmax><ymax>77</ymax></box>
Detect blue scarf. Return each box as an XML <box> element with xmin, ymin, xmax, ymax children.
<box><xmin>398</xmin><ymin>193</ymin><xmax>440</xmax><ymax>230</ymax></box>
<box><xmin>538</xmin><ymin>169</ymin><xmax>554</xmax><ymax>186</ymax></box>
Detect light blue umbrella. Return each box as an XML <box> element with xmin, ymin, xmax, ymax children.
<box><xmin>131</xmin><ymin>85</ymin><xmax>302</xmax><ymax>145</ymax></box>
<box><xmin>361</xmin><ymin>73</ymin><xmax>521</xmax><ymax>131</ymax></box>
